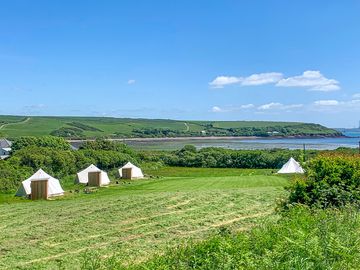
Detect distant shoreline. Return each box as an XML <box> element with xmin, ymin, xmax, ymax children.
<box><xmin>68</xmin><ymin>134</ymin><xmax>348</xmax><ymax>143</ymax></box>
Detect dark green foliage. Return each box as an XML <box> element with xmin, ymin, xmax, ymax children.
<box><xmin>12</xmin><ymin>136</ymin><xmax>71</xmax><ymax>151</ymax></box>
<box><xmin>11</xmin><ymin>146</ymin><xmax>78</xmax><ymax>178</ymax></box>
<box><xmin>78</xmin><ymin>149</ymin><xmax>136</xmax><ymax>170</ymax></box>
<box><xmin>0</xmin><ymin>160</ymin><xmax>33</xmax><ymax>193</ymax></box>
<box><xmin>157</xmin><ymin>145</ymin><xmax>318</xmax><ymax>169</ymax></box>
<box><xmin>134</xmin><ymin>206</ymin><xmax>360</xmax><ymax>270</ymax></box>
<box><xmin>67</xmin><ymin>122</ymin><xmax>103</xmax><ymax>132</ymax></box>
<box><xmin>130</xmin><ymin>123</ymin><xmax>341</xmax><ymax>138</ymax></box>
<box><xmin>50</xmin><ymin>127</ymin><xmax>85</xmax><ymax>138</ymax></box>
<box><xmin>51</xmin><ymin>121</ymin><xmax>103</xmax><ymax>138</ymax></box>
<box><xmin>79</xmin><ymin>139</ymin><xmax>135</xmax><ymax>156</ymax></box>
<box><xmin>132</xmin><ymin>128</ymin><xmax>193</xmax><ymax>137</ymax></box>
<box><xmin>285</xmin><ymin>154</ymin><xmax>360</xmax><ymax>208</ymax></box>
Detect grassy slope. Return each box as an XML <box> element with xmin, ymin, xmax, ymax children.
<box><xmin>0</xmin><ymin>168</ymin><xmax>287</xmax><ymax>269</ymax></box>
<box><xmin>0</xmin><ymin>115</ymin><xmax>339</xmax><ymax>138</ymax></box>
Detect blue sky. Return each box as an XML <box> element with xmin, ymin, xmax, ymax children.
<box><xmin>1</xmin><ymin>1</ymin><xmax>360</xmax><ymax>127</ymax></box>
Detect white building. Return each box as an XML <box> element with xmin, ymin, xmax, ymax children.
<box><xmin>0</xmin><ymin>139</ymin><xmax>12</xmax><ymax>159</ymax></box>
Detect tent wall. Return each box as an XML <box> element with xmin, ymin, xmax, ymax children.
<box><xmin>31</xmin><ymin>180</ymin><xmax>48</xmax><ymax>200</ymax></box>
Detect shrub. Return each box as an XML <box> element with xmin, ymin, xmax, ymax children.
<box><xmin>285</xmin><ymin>154</ymin><xmax>360</xmax><ymax>208</ymax></box>
<box><xmin>12</xmin><ymin>136</ymin><xmax>71</xmax><ymax>151</ymax></box>
<box><xmin>80</xmin><ymin>139</ymin><xmax>135</xmax><ymax>156</ymax></box>
<box><xmin>10</xmin><ymin>146</ymin><xmax>78</xmax><ymax>178</ymax></box>
<box><xmin>0</xmin><ymin>160</ymin><xmax>33</xmax><ymax>193</ymax></box>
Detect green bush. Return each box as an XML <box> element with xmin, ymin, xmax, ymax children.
<box><xmin>163</xmin><ymin>146</ymin><xmax>317</xmax><ymax>169</ymax></box>
<box><xmin>80</xmin><ymin>139</ymin><xmax>135</xmax><ymax>156</ymax></box>
<box><xmin>0</xmin><ymin>160</ymin><xmax>33</xmax><ymax>193</ymax></box>
<box><xmin>12</xmin><ymin>136</ymin><xmax>71</xmax><ymax>151</ymax></box>
<box><xmin>285</xmin><ymin>154</ymin><xmax>360</xmax><ymax>208</ymax></box>
<box><xmin>11</xmin><ymin>146</ymin><xmax>78</xmax><ymax>178</ymax></box>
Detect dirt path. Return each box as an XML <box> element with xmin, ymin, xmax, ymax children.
<box><xmin>0</xmin><ymin>117</ymin><xmax>30</xmax><ymax>130</ymax></box>
<box><xmin>184</xmin><ymin>122</ymin><xmax>190</xmax><ymax>132</ymax></box>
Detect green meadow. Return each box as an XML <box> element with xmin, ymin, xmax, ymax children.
<box><xmin>0</xmin><ymin>168</ymin><xmax>286</xmax><ymax>269</ymax></box>
<box><xmin>0</xmin><ymin>115</ymin><xmax>339</xmax><ymax>138</ymax></box>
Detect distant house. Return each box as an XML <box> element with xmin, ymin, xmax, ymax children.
<box><xmin>0</xmin><ymin>138</ymin><xmax>12</xmax><ymax>159</ymax></box>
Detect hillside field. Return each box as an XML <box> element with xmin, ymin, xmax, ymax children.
<box><xmin>0</xmin><ymin>168</ymin><xmax>286</xmax><ymax>269</ymax></box>
<box><xmin>0</xmin><ymin>115</ymin><xmax>341</xmax><ymax>139</ymax></box>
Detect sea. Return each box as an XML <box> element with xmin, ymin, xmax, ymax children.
<box><xmin>123</xmin><ymin>131</ymin><xmax>360</xmax><ymax>151</ymax></box>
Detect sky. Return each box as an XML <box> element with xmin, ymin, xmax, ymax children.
<box><xmin>1</xmin><ymin>1</ymin><xmax>360</xmax><ymax>128</ymax></box>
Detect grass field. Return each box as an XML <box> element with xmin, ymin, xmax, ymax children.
<box><xmin>0</xmin><ymin>168</ymin><xmax>287</xmax><ymax>269</ymax></box>
<box><xmin>0</xmin><ymin>115</ymin><xmax>339</xmax><ymax>139</ymax></box>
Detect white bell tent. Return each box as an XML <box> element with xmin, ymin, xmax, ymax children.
<box><xmin>277</xmin><ymin>157</ymin><xmax>304</xmax><ymax>174</ymax></box>
<box><xmin>16</xmin><ymin>169</ymin><xmax>64</xmax><ymax>198</ymax></box>
<box><xmin>119</xmin><ymin>162</ymin><xmax>144</xmax><ymax>179</ymax></box>
<box><xmin>75</xmin><ymin>164</ymin><xmax>110</xmax><ymax>186</ymax></box>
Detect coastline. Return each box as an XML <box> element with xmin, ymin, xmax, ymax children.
<box><xmin>68</xmin><ymin>134</ymin><xmax>347</xmax><ymax>143</ymax></box>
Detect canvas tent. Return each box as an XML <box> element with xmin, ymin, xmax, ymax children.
<box><xmin>119</xmin><ymin>162</ymin><xmax>144</xmax><ymax>179</ymax></box>
<box><xmin>16</xmin><ymin>169</ymin><xmax>64</xmax><ymax>199</ymax></box>
<box><xmin>75</xmin><ymin>164</ymin><xmax>110</xmax><ymax>186</ymax></box>
<box><xmin>277</xmin><ymin>157</ymin><xmax>304</xmax><ymax>174</ymax></box>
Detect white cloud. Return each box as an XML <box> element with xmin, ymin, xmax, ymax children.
<box><xmin>211</xmin><ymin>106</ymin><xmax>224</xmax><ymax>112</ymax></box>
<box><xmin>240</xmin><ymin>104</ymin><xmax>255</xmax><ymax>109</ymax></box>
<box><xmin>314</xmin><ymin>100</ymin><xmax>339</xmax><ymax>106</ymax></box>
<box><xmin>211</xmin><ymin>104</ymin><xmax>255</xmax><ymax>113</ymax></box>
<box><xmin>258</xmin><ymin>102</ymin><xmax>303</xmax><ymax>110</ymax></box>
<box><xmin>242</xmin><ymin>72</ymin><xmax>283</xmax><ymax>86</ymax></box>
<box><xmin>352</xmin><ymin>93</ymin><xmax>360</xmax><ymax>99</ymax></box>
<box><xmin>209</xmin><ymin>76</ymin><xmax>243</xmax><ymax>88</ymax></box>
<box><xmin>127</xmin><ymin>79</ymin><xmax>136</xmax><ymax>85</ymax></box>
<box><xmin>258</xmin><ymin>102</ymin><xmax>283</xmax><ymax>110</ymax></box>
<box><xmin>210</xmin><ymin>70</ymin><xmax>340</xmax><ymax>91</ymax></box>
<box><xmin>209</xmin><ymin>72</ymin><xmax>283</xmax><ymax>88</ymax></box>
<box><xmin>276</xmin><ymin>70</ymin><xmax>340</xmax><ymax>91</ymax></box>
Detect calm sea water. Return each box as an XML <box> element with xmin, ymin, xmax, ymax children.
<box><xmin>125</xmin><ymin>131</ymin><xmax>360</xmax><ymax>151</ymax></box>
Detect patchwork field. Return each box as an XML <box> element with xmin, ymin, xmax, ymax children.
<box><xmin>0</xmin><ymin>168</ymin><xmax>287</xmax><ymax>269</ymax></box>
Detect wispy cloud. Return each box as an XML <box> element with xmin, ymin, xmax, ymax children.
<box><xmin>240</xmin><ymin>104</ymin><xmax>255</xmax><ymax>109</ymax></box>
<box><xmin>314</xmin><ymin>100</ymin><xmax>339</xmax><ymax>106</ymax></box>
<box><xmin>211</xmin><ymin>102</ymin><xmax>304</xmax><ymax>113</ymax></box>
<box><xmin>211</xmin><ymin>106</ymin><xmax>224</xmax><ymax>112</ymax></box>
<box><xmin>209</xmin><ymin>72</ymin><xmax>283</xmax><ymax>88</ymax></box>
<box><xmin>211</xmin><ymin>104</ymin><xmax>255</xmax><ymax>113</ymax></box>
<box><xmin>276</xmin><ymin>71</ymin><xmax>340</xmax><ymax>91</ymax></box>
<box><xmin>209</xmin><ymin>70</ymin><xmax>340</xmax><ymax>91</ymax></box>
<box><xmin>209</xmin><ymin>76</ymin><xmax>243</xmax><ymax>88</ymax></box>
<box><xmin>127</xmin><ymin>79</ymin><xmax>136</xmax><ymax>85</ymax></box>
<box><xmin>242</xmin><ymin>72</ymin><xmax>283</xmax><ymax>86</ymax></box>
<box><xmin>257</xmin><ymin>102</ymin><xmax>303</xmax><ymax>111</ymax></box>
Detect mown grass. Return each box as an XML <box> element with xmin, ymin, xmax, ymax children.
<box><xmin>145</xmin><ymin>166</ymin><xmax>274</xmax><ymax>178</ymax></box>
<box><xmin>0</xmin><ymin>168</ymin><xmax>286</xmax><ymax>269</ymax></box>
<box><xmin>132</xmin><ymin>206</ymin><xmax>360</xmax><ymax>270</ymax></box>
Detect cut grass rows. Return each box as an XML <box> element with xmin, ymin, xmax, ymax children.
<box><xmin>0</xmin><ymin>173</ymin><xmax>286</xmax><ymax>269</ymax></box>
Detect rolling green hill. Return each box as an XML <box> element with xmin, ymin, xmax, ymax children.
<box><xmin>0</xmin><ymin>115</ymin><xmax>341</xmax><ymax>139</ymax></box>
